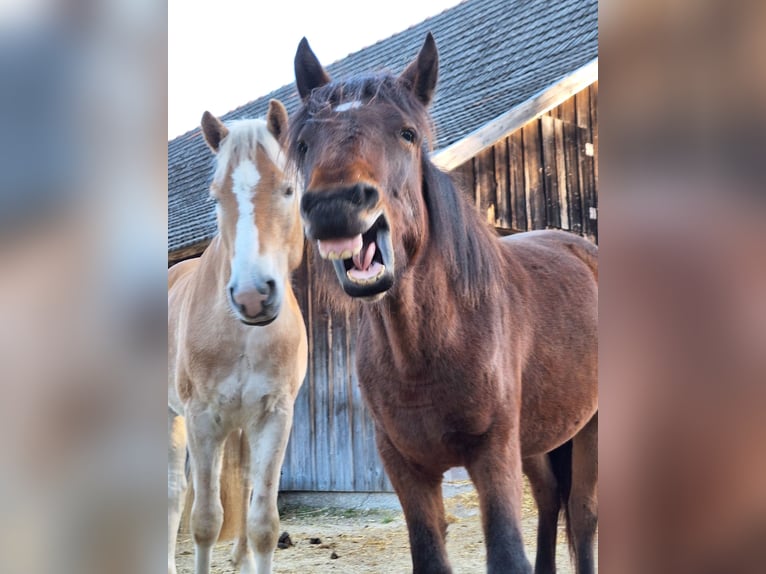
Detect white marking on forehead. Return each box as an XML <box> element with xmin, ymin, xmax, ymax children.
<box><xmin>334</xmin><ymin>101</ymin><xmax>363</xmax><ymax>112</ymax></box>
<box><xmin>231</xmin><ymin>159</ymin><xmax>260</xmax><ymax>277</ymax></box>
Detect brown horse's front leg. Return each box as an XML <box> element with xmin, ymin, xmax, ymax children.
<box><xmin>376</xmin><ymin>430</ymin><xmax>452</xmax><ymax>574</ymax></box>
<box><xmin>466</xmin><ymin>435</ymin><xmax>533</xmax><ymax>574</ymax></box>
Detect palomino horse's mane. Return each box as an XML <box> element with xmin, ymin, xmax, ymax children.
<box><xmin>288</xmin><ymin>72</ymin><xmax>506</xmax><ymax>307</ymax></box>
<box><xmin>212</xmin><ymin>119</ymin><xmax>286</xmax><ymax>187</ymax></box>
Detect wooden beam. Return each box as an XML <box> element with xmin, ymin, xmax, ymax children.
<box><xmin>432</xmin><ymin>59</ymin><xmax>598</xmax><ymax>171</ymax></box>
<box><xmin>168</xmin><ymin>239</ymin><xmax>211</xmax><ymax>266</ymax></box>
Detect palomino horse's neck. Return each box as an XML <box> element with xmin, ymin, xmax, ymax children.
<box><xmin>192</xmin><ymin>236</ymin><xmax>234</xmax><ymax>311</ymax></box>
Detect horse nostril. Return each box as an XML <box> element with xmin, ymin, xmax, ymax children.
<box><xmin>348</xmin><ymin>184</ymin><xmax>379</xmax><ymax>207</ymax></box>
<box><xmin>265</xmin><ymin>279</ymin><xmax>277</xmax><ymax>306</ymax></box>
<box><xmin>361</xmin><ymin>184</ymin><xmax>379</xmax><ymax>208</ymax></box>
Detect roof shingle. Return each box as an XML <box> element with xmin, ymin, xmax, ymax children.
<box><xmin>168</xmin><ymin>0</ymin><xmax>597</xmax><ymax>254</ymax></box>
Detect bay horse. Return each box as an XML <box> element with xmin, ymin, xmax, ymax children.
<box><xmin>168</xmin><ymin>101</ymin><xmax>307</xmax><ymax>574</ymax></box>
<box><xmin>290</xmin><ymin>34</ymin><xmax>597</xmax><ymax>573</ymax></box>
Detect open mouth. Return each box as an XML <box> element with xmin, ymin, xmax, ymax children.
<box><xmin>316</xmin><ymin>214</ymin><xmax>395</xmax><ymax>298</ymax></box>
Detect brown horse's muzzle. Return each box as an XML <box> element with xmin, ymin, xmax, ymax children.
<box><xmin>300</xmin><ymin>183</ymin><xmax>380</xmax><ymax>240</ymax></box>
<box><xmin>300</xmin><ymin>183</ymin><xmax>395</xmax><ymax>299</ymax></box>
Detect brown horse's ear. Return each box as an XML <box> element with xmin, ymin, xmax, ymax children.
<box><xmin>201</xmin><ymin>111</ymin><xmax>229</xmax><ymax>153</ymax></box>
<box><xmin>294</xmin><ymin>37</ymin><xmax>331</xmax><ymax>101</ymax></box>
<box><xmin>266</xmin><ymin>99</ymin><xmax>289</xmax><ymax>142</ymax></box>
<box><xmin>399</xmin><ymin>32</ymin><xmax>439</xmax><ymax>107</ymax></box>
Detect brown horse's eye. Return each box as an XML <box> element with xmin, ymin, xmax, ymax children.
<box><xmin>400</xmin><ymin>128</ymin><xmax>417</xmax><ymax>143</ymax></box>
<box><xmin>284</xmin><ymin>186</ymin><xmax>294</xmax><ymax>197</ymax></box>
<box><xmin>296</xmin><ymin>140</ymin><xmax>308</xmax><ymax>155</ymax></box>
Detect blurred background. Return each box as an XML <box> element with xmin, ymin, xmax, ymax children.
<box><xmin>0</xmin><ymin>0</ymin><xmax>166</xmax><ymax>572</ymax></box>
<box><xmin>0</xmin><ymin>0</ymin><xmax>763</xmax><ymax>572</ymax></box>
<box><xmin>599</xmin><ymin>0</ymin><xmax>766</xmax><ymax>572</ymax></box>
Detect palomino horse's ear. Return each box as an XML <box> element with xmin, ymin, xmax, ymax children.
<box><xmin>201</xmin><ymin>111</ymin><xmax>229</xmax><ymax>153</ymax></box>
<box><xmin>294</xmin><ymin>37</ymin><xmax>331</xmax><ymax>101</ymax></box>
<box><xmin>399</xmin><ymin>32</ymin><xmax>439</xmax><ymax>107</ymax></box>
<box><xmin>266</xmin><ymin>99</ymin><xmax>289</xmax><ymax>142</ymax></box>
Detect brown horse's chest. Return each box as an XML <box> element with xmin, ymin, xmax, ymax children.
<box><xmin>358</xmin><ymin>363</ymin><xmax>502</xmax><ymax>466</ymax></box>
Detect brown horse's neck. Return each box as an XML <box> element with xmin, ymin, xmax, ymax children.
<box><xmin>366</xmin><ymin>246</ymin><xmax>494</xmax><ymax>375</ymax></box>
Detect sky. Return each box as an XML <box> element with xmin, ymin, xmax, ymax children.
<box><xmin>168</xmin><ymin>0</ymin><xmax>463</xmax><ymax>139</ymax></box>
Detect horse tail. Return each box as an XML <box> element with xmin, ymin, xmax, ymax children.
<box><xmin>548</xmin><ymin>439</ymin><xmax>574</xmax><ymax>559</ymax></box>
<box><xmin>181</xmin><ymin>429</ymin><xmax>248</xmax><ymax>541</ymax></box>
<box><xmin>218</xmin><ymin>429</ymin><xmax>248</xmax><ymax>540</ymax></box>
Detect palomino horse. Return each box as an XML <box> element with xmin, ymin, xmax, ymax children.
<box><xmin>168</xmin><ymin>101</ymin><xmax>307</xmax><ymax>574</ymax></box>
<box><xmin>290</xmin><ymin>34</ymin><xmax>597</xmax><ymax>573</ymax></box>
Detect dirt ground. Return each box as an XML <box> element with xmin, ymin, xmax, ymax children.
<box><xmin>175</xmin><ymin>481</ymin><xmax>597</xmax><ymax>573</ymax></box>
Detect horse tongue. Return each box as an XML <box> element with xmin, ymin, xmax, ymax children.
<box><xmin>352</xmin><ymin>241</ymin><xmax>376</xmax><ymax>271</ymax></box>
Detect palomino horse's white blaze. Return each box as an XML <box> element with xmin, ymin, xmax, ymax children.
<box><xmin>230</xmin><ymin>159</ymin><xmax>261</xmax><ymax>293</ymax></box>
<box><xmin>168</xmin><ymin>102</ymin><xmax>307</xmax><ymax>574</ymax></box>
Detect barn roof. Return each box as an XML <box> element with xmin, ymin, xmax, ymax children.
<box><xmin>169</xmin><ymin>0</ymin><xmax>598</xmax><ymax>256</ymax></box>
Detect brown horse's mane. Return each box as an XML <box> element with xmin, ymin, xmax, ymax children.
<box><xmin>420</xmin><ymin>157</ymin><xmax>507</xmax><ymax>307</ymax></box>
<box><xmin>288</xmin><ymin>72</ymin><xmax>506</xmax><ymax>308</ymax></box>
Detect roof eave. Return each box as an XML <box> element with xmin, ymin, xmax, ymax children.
<box><xmin>431</xmin><ymin>58</ymin><xmax>598</xmax><ymax>171</ymax></box>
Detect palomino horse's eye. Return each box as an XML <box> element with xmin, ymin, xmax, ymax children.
<box><xmin>284</xmin><ymin>186</ymin><xmax>294</xmax><ymax>197</ymax></box>
<box><xmin>400</xmin><ymin>128</ymin><xmax>417</xmax><ymax>143</ymax></box>
<box><xmin>296</xmin><ymin>140</ymin><xmax>308</xmax><ymax>156</ymax></box>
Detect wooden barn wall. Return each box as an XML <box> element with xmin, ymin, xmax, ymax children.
<box><xmin>280</xmin><ymin>251</ymin><xmax>392</xmax><ymax>492</ymax></box>
<box><xmin>279</xmin><ymin>83</ymin><xmax>598</xmax><ymax>493</ymax></box>
<box><xmin>452</xmin><ymin>82</ymin><xmax>598</xmax><ymax>243</ymax></box>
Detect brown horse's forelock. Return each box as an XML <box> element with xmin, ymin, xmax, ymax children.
<box><xmin>287</xmin><ymin>73</ymin><xmax>505</xmax><ymax>308</ymax></box>
<box><xmin>287</xmin><ymin>74</ymin><xmax>434</xmax><ymax>154</ymax></box>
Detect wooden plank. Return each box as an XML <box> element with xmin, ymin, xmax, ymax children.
<box><xmin>522</xmin><ymin>120</ymin><xmax>546</xmax><ymax>230</ymax></box>
<box><xmin>167</xmin><ymin>238</ymin><xmax>210</xmax><ymax>265</ymax></box>
<box><xmin>311</xmin><ymin>298</ymin><xmax>331</xmax><ymax>491</ymax></box>
<box><xmin>553</xmin><ymin>118</ymin><xmax>569</xmax><ymax>230</ymax></box>
<box><xmin>562</xmin><ymin>118</ymin><xmax>583</xmax><ymax>235</ymax></box>
<box><xmin>508</xmin><ymin>129</ymin><xmax>527</xmax><ymax>231</ymax></box>
<box><xmin>558</xmin><ymin>94</ymin><xmax>576</xmax><ymax>125</ymax></box>
<box><xmin>432</xmin><ymin>59</ymin><xmax>598</xmax><ymax>170</ymax></box>
<box><xmin>493</xmin><ymin>139</ymin><xmax>511</xmax><ymax>229</ymax></box>
<box><xmin>576</xmin><ymin>89</ymin><xmax>597</xmax><ymax>242</ymax></box>
<box><xmin>540</xmin><ymin>116</ymin><xmax>561</xmax><ymax>229</ymax></box>
<box><xmin>348</xmin><ymin>312</ymin><xmax>368</xmax><ymax>491</ymax></box>
<box><xmin>590</xmin><ymin>81</ymin><xmax>599</xmax><ymax>200</ymax></box>
<box><xmin>329</xmin><ymin>309</ymin><xmax>353</xmax><ymax>490</ymax></box>
<box><xmin>474</xmin><ymin>146</ymin><xmax>497</xmax><ymax>224</ymax></box>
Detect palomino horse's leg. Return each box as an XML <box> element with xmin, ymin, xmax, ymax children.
<box><xmin>186</xmin><ymin>406</ymin><xmax>228</xmax><ymax>574</ymax></box>
<box><xmin>465</xmin><ymin>435</ymin><xmax>533</xmax><ymax>574</ymax></box>
<box><xmin>168</xmin><ymin>408</ymin><xmax>188</xmax><ymax>574</ymax></box>
<box><xmin>229</xmin><ymin>430</ymin><xmax>255</xmax><ymax>572</ymax></box>
<box><xmin>569</xmin><ymin>413</ymin><xmax>598</xmax><ymax>574</ymax></box>
<box><xmin>523</xmin><ymin>454</ymin><xmax>561</xmax><ymax>573</ymax></box>
<box><xmin>245</xmin><ymin>399</ymin><xmax>294</xmax><ymax>574</ymax></box>
<box><xmin>375</xmin><ymin>430</ymin><xmax>452</xmax><ymax>574</ymax></box>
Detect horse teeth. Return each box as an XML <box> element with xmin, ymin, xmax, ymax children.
<box><xmin>346</xmin><ymin>266</ymin><xmax>385</xmax><ymax>284</ymax></box>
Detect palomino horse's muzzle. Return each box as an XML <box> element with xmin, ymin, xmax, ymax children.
<box><xmin>228</xmin><ymin>279</ymin><xmax>280</xmax><ymax>326</ymax></box>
